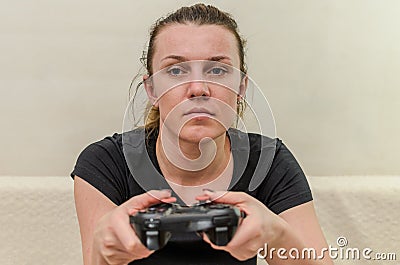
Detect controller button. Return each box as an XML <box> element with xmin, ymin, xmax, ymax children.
<box><xmin>145</xmin><ymin>219</ymin><xmax>160</xmax><ymax>229</ymax></box>
<box><xmin>157</xmin><ymin>207</ymin><xmax>167</xmax><ymax>212</ymax></box>
<box><xmin>212</xmin><ymin>216</ymin><xmax>231</xmax><ymax>226</ymax></box>
<box><xmin>148</xmin><ymin>207</ymin><xmax>157</xmax><ymax>212</ymax></box>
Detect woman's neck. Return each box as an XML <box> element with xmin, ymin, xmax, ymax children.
<box><xmin>156</xmin><ymin>130</ymin><xmax>231</xmax><ymax>186</ymax></box>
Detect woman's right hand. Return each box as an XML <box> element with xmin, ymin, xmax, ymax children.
<box><xmin>91</xmin><ymin>190</ymin><xmax>176</xmax><ymax>265</ymax></box>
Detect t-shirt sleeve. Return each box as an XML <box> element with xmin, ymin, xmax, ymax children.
<box><xmin>70</xmin><ymin>134</ymin><xmax>130</xmax><ymax>205</ymax></box>
<box><xmin>257</xmin><ymin>139</ymin><xmax>313</xmax><ymax>214</ymax></box>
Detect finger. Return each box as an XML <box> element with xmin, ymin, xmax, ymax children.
<box><xmin>123</xmin><ymin>189</ymin><xmax>174</xmax><ymax>211</ymax></box>
<box><xmin>226</xmin><ymin>218</ymin><xmax>261</xmax><ymax>248</ymax></box>
<box><xmin>103</xmin><ymin>246</ymin><xmax>152</xmax><ymax>264</ymax></box>
<box><xmin>98</xmin><ymin>248</ymin><xmax>129</xmax><ymax>264</ymax></box>
<box><xmin>200</xmin><ymin>190</ymin><xmax>227</xmax><ymax>202</ymax></box>
<box><xmin>200</xmin><ymin>190</ymin><xmax>250</xmax><ymax>220</ymax></box>
<box><xmin>112</xmin><ymin>211</ymin><xmax>154</xmax><ymax>255</ymax></box>
<box><xmin>160</xmin><ymin>197</ymin><xmax>177</xmax><ymax>204</ymax></box>
<box><xmin>127</xmin><ymin>197</ymin><xmax>177</xmax><ymax>216</ymax></box>
<box><xmin>202</xmin><ymin>233</ymin><xmax>226</xmax><ymax>251</ymax></box>
<box><xmin>204</xmin><ymin>228</ymin><xmax>260</xmax><ymax>261</ymax></box>
<box><xmin>201</xmin><ymin>218</ymin><xmax>256</xmax><ymax>250</ymax></box>
<box><xmin>202</xmin><ymin>190</ymin><xmax>248</xmax><ymax>205</ymax></box>
<box><xmin>194</xmin><ymin>194</ymin><xmax>210</xmax><ymax>201</ymax></box>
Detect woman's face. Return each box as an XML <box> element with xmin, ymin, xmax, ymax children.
<box><xmin>146</xmin><ymin>23</ymin><xmax>243</xmax><ymax>143</ymax></box>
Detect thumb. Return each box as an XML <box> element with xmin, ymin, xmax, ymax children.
<box><xmin>123</xmin><ymin>189</ymin><xmax>175</xmax><ymax>213</ymax></box>
<box><xmin>203</xmin><ymin>190</ymin><xmax>248</xmax><ymax>205</ymax></box>
<box><xmin>203</xmin><ymin>190</ymin><xmax>249</xmax><ymax>220</ymax></box>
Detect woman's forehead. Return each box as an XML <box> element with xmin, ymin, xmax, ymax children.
<box><xmin>153</xmin><ymin>24</ymin><xmax>240</xmax><ymax>66</ymax></box>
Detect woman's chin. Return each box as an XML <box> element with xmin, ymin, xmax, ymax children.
<box><xmin>178</xmin><ymin>124</ymin><xmax>226</xmax><ymax>143</ymax></box>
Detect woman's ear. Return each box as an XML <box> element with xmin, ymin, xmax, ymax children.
<box><xmin>143</xmin><ymin>75</ymin><xmax>158</xmax><ymax>106</ymax></box>
<box><xmin>239</xmin><ymin>75</ymin><xmax>248</xmax><ymax>98</ymax></box>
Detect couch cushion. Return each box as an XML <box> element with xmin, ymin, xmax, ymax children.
<box><xmin>0</xmin><ymin>176</ymin><xmax>398</xmax><ymax>265</ymax></box>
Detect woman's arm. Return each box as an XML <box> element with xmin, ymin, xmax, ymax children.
<box><xmin>74</xmin><ymin>176</ymin><xmax>116</xmax><ymax>265</ymax></box>
<box><xmin>74</xmin><ymin>176</ymin><xmax>175</xmax><ymax>265</ymax></box>
<box><xmin>277</xmin><ymin>201</ymin><xmax>332</xmax><ymax>264</ymax></box>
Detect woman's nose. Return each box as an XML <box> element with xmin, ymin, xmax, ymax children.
<box><xmin>187</xmin><ymin>81</ymin><xmax>210</xmax><ymax>98</ymax></box>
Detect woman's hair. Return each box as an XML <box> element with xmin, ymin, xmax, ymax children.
<box><xmin>134</xmin><ymin>3</ymin><xmax>247</xmax><ymax>135</ymax></box>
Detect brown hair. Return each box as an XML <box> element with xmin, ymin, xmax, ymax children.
<box><xmin>135</xmin><ymin>4</ymin><xmax>247</xmax><ymax>135</ymax></box>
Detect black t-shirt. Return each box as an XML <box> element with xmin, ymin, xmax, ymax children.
<box><xmin>71</xmin><ymin>129</ymin><xmax>312</xmax><ymax>264</ymax></box>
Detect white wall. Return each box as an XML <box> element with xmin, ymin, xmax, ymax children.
<box><xmin>1</xmin><ymin>0</ymin><xmax>400</xmax><ymax>176</ymax></box>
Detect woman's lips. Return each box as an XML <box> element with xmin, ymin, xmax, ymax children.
<box><xmin>184</xmin><ymin>107</ymin><xmax>215</xmax><ymax>116</ymax></box>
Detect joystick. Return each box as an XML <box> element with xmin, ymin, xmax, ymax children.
<box><xmin>130</xmin><ymin>202</ymin><xmax>242</xmax><ymax>250</ymax></box>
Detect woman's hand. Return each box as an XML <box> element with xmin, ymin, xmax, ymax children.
<box><xmin>91</xmin><ymin>190</ymin><xmax>176</xmax><ymax>265</ymax></box>
<box><xmin>197</xmin><ymin>190</ymin><xmax>286</xmax><ymax>261</ymax></box>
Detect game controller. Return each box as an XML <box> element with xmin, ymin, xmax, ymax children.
<box><xmin>130</xmin><ymin>202</ymin><xmax>242</xmax><ymax>250</ymax></box>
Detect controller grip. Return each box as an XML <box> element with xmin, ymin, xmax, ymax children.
<box><xmin>133</xmin><ymin>221</ymin><xmax>171</xmax><ymax>251</ymax></box>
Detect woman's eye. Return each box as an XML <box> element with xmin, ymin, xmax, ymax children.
<box><xmin>209</xmin><ymin>67</ymin><xmax>226</xmax><ymax>75</ymax></box>
<box><xmin>167</xmin><ymin>67</ymin><xmax>186</xmax><ymax>76</ymax></box>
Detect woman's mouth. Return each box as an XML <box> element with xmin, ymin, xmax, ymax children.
<box><xmin>184</xmin><ymin>107</ymin><xmax>215</xmax><ymax>117</ymax></box>
<box><xmin>183</xmin><ymin>108</ymin><xmax>216</xmax><ymax>121</ymax></box>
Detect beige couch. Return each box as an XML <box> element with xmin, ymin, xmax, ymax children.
<box><xmin>0</xmin><ymin>176</ymin><xmax>398</xmax><ymax>265</ymax></box>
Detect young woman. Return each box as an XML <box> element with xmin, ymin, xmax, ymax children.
<box><xmin>72</xmin><ymin>4</ymin><xmax>333</xmax><ymax>265</ymax></box>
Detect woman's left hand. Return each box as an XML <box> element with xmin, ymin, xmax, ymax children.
<box><xmin>197</xmin><ymin>190</ymin><xmax>286</xmax><ymax>261</ymax></box>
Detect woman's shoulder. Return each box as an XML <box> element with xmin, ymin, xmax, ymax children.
<box><xmin>77</xmin><ymin>133</ymin><xmax>124</xmax><ymax>159</ymax></box>
<box><xmin>239</xmin><ymin>130</ymin><xmax>299</xmax><ymax>175</ymax></box>
<box><xmin>80</xmin><ymin>128</ymin><xmax>147</xmax><ymax>155</ymax></box>
<box><xmin>71</xmin><ymin>132</ymin><xmax>132</xmax><ymax>205</ymax></box>
<box><xmin>72</xmin><ymin>128</ymin><xmax>152</xmax><ymax>179</ymax></box>
<box><xmin>234</xmin><ymin>131</ymin><xmax>312</xmax><ymax>214</ymax></box>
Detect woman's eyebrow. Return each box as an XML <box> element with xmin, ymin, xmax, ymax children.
<box><xmin>207</xmin><ymin>56</ymin><xmax>232</xmax><ymax>62</ymax></box>
<box><xmin>161</xmin><ymin>55</ymin><xmax>232</xmax><ymax>62</ymax></box>
<box><xmin>161</xmin><ymin>55</ymin><xmax>187</xmax><ymax>62</ymax></box>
